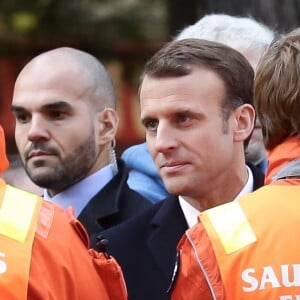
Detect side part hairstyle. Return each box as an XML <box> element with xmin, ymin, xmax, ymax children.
<box><xmin>141</xmin><ymin>38</ymin><xmax>254</xmax><ymax>123</ymax></box>
<box><xmin>254</xmin><ymin>28</ymin><xmax>300</xmax><ymax>150</ymax></box>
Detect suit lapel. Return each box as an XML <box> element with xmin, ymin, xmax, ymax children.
<box><xmin>147</xmin><ymin>196</ymin><xmax>188</xmax><ymax>282</ymax></box>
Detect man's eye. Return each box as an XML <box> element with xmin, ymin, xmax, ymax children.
<box><xmin>178</xmin><ymin>115</ymin><xmax>191</xmax><ymax>123</ymax></box>
<box><xmin>15</xmin><ymin>113</ymin><xmax>30</xmax><ymax>123</ymax></box>
<box><xmin>49</xmin><ymin>111</ymin><xmax>66</xmax><ymax>120</ymax></box>
<box><xmin>144</xmin><ymin>120</ymin><xmax>158</xmax><ymax>131</ymax></box>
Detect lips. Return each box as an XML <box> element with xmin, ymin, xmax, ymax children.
<box><xmin>27</xmin><ymin>150</ymin><xmax>55</xmax><ymax>160</ymax></box>
<box><xmin>163</xmin><ymin>162</ymin><xmax>185</xmax><ymax>168</ymax></box>
<box><xmin>160</xmin><ymin>161</ymin><xmax>189</xmax><ymax>173</ymax></box>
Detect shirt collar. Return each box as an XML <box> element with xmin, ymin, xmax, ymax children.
<box><xmin>179</xmin><ymin>165</ymin><xmax>254</xmax><ymax>228</ymax></box>
<box><xmin>43</xmin><ymin>164</ymin><xmax>114</xmax><ymax>217</ymax></box>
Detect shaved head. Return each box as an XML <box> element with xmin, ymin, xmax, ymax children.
<box><xmin>16</xmin><ymin>47</ymin><xmax>116</xmax><ymax>110</ymax></box>
<box><xmin>12</xmin><ymin>47</ymin><xmax>119</xmax><ymax>195</ymax></box>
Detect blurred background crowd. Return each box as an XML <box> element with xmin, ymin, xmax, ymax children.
<box><xmin>1</xmin><ymin>0</ymin><xmax>300</xmax><ymax>155</ymax></box>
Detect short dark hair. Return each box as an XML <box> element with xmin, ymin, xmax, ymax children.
<box><xmin>141</xmin><ymin>38</ymin><xmax>254</xmax><ymax>123</ymax></box>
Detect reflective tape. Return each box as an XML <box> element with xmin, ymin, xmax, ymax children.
<box><xmin>202</xmin><ymin>201</ymin><xmax>257</xmax><ymax>254</ymax></box>
<box><xmin>0</xmin><ymin>185</ymin><xmax>41</xmax><ymax>243</ymax></box>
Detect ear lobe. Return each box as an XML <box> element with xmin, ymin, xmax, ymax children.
<box><xmin>96</xmin><ymin>108</ymin><xmax>119</xmax><ymax>146</ymax></box>
<box><xmin>233</xmin><ymin>104</ymin><xmax>255</xmax><ymax>142</ymax></box>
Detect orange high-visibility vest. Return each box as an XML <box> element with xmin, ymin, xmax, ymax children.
<box><xmin>0</xmin><ymin>182</ymin><xmax>41</xmax><ymax>299</ymax></box>
<box><xmin>173</xmin><ymin>185</ymin><xmax>300</xmax><ymax>300</ymax></box>
<box><xmin>0</xmin><ymin>179</ymin><xmax>128</xmax><ymax>300</ymax></box>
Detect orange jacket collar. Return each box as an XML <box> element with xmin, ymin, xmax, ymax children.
<box><xmin>266</xmin><ymin>136</ymin><xmax>300</xmax><ymax>185</ymax></box>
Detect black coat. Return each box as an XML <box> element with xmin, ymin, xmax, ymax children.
<box><xmin>102</xmin><ymin>163</ymin><xmax>264</xmax><ymax>300</ymax></box>
<box><xmin>78</xmin><ymin>159</ymin><xmax>152</xmax><ymax>249</ymax></box>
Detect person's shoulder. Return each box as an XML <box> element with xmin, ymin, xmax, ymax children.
<box><xmin>36</xmin><ymin>201</ymin><xmax>90</xmax><ymax>248</ymax></box>
<box><xmin>30</xmin><ymin>201</ymin><xmax>122</xmax><ymax>299</ymax></box>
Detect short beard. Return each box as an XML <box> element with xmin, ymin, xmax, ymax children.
<box><xmin>26</xmin><ymin>130</ymin><xmax>97</xmax><ymax>194</ymax></box>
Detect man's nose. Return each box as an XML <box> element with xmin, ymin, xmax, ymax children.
<box><xmin>27</xmin><ymin>116</ymin><xmax>50</xmax><ymax>141</ymax></box>
<box><xmin>155</xmin><ymin>122</ymin><xmax>178</xmax><ymax>153</ymax></box>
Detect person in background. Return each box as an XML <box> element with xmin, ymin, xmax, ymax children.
<box><xmin>122</xmin><ymin>13</ymin><xmax>274</xmax><ymax>203</ymax></box>
<box><xmin>103</xmin><ymin>38</ymin><xmax>260</xmax><ymax>300</ymax></box>
<box><xmin>0</xmin><ymin>122</ymin><xmax>127</xmax><ymax>299</ymax></box>
<box><xmin>11</xmin><ymin>47</ymin><xmax>151</xmax><ymax>248</ymax></box>
<box><xmin>121</xmin><ymin>142</ymin><xmax>170</xmax><ymax>202</ymax></box>
<box><xmin>172</xmin><ymin>27</ymin><xmax>300</xmax><ymax>300</ymax></box>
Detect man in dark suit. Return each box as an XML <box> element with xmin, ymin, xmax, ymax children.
<box><xmin>103</xmin><ymin>164</ymin><xmax>263</xmax><ymax>299</ymax></box>
<box><xmin>11</xmin><ymin>47</ymin><xmax>151</xmax><ymax>249</ymax></box>
<box><xmin>102</xmin><ymin>33</ymin><xmax>266</xmax><ymax>299</ymax></box>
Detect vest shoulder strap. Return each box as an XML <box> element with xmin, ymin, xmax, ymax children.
<box><xmin>0</xmin><ymin>185</ymin><xmax>42</xmax><ymax>242</ymax></box>
<box><xmin>0</xmin><ymin>184</ymin><xmax>42</xmax><ymax>299</ymax></box>
<box><xmin>200</xmin><ymin>201</ymin><xmax>257</xmax><ymax>254</ymax></box>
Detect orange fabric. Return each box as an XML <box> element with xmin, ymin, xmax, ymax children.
<box><xmin>28</xmin><ymin>199</ymin><xmax>128</xmax><ymax>300</ymax></box>
<box><xmin>172</xmin><ymin>223</ymin><xmax>226</xmax><ymax>300</ymax></box>
<box><xmin>173</xmin><ymin>137</ymin><xmax>300</xmax><ymax>300</ymax></box>
<box><xmin>0</xmin><ymin>181</ymin><xmax>42</xmax><ymax>299</ymax></box>
<box><xmin>0</xmin><ymin>180</ymin><xmax>127</xmax><ymax>300</ymax></box>
<box><xmin>0</xmin><ymin>125</ymin><xmax>9</xmax><ymax>172</ymax></box>
<box><xmin>204</xmin><ymin>185</ymin><xmax>300</xmax><ymax>299</ymax></box>
<box><xmin>89</xmin><ymin>249</ymin><xmax>128</xmax><ymax>300</ymax></box>
<box><xmin>265</xmin><ymin>135</ymin><xmax>300</xmax><ymax>185</ymax></box>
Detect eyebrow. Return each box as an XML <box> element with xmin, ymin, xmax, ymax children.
<box><xmin>11</xmin><ymin>101</ymin><xmax>73</xmax><ymax>113</ymax></box>
<box><xmin>141</xmin><ymin>108</ymin><xmax>200</xmax><ymax>121</ymax></box>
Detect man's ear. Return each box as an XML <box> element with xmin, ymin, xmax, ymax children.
<box><xmin>95</xmin><ymin>108</ymin><xmax>119</xmax><ymax>146</ymax></box>
<box><xmin>233</xmin><ymin>104</ymin><xmax>255</xmax><ymax>142</ymax></box>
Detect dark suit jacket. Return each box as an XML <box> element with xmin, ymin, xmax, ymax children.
<box><xmin>102</xmin><ymin>163</ymin><xmax>264</xmax><ymax>300</ymax></box>
<box><xmin>78</xmin><ymin>159</ymin><xmax>152</xmax><ymax>249</ymax></box>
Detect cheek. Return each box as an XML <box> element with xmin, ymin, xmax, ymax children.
<box><xmin>15</xmin><ymin>129</ymin><xmax>25</xmax><ymax>148</ymax></box>
<box><xmin>61</xmin><ymin>125</ymin><xmax>95</xmax><ymax>153</ymax></box>
<box><xmin>146</xmin><ymin>137</ymin><xmax>156</xmax><ymax>157</ymax></box>
<box><xmin>201</xmin><ymin>131</ymin><xmax>230</xmax><ymax>156</ymax></box>
<box><xmin>60</xmin><ymin>135</ymin><xmax>83</xmax><ymax>151</ymax></box>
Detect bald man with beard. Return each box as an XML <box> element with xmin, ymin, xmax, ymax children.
<box><xmin>11</xmin><ymin>47</ymin><xmax>151</xmax><ymax>248</ymax></box>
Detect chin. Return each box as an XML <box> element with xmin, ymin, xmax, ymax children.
<box><xmin>29</xmin><ymin>168</ymin><xmax>53</xmax><ymax>182</ymax></box>
<box><xmin>165</xmin><ymin>183</ymin><xmax>186</xmax><ymax>196</ymax></box>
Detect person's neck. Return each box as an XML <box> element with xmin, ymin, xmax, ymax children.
<box><xmin>183</xmin><ymin>167</ymin><xmax>249</xmax><ymax>211</ymax></box>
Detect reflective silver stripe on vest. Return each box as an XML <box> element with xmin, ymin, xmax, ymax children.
<box><xmin>272</xmin><ymin>158</ymin><xmax>300</xmax><ymax>182</ymax></box>
<box><xmin>186</xmin><ymin>231</ymin><xmax>218</xmax><ymax>300</ymax></box>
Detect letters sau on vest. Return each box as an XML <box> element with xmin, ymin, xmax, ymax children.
<box><xmin>173</xmin><ymin>185</ymin><xmax>300</xmax><ymax>300</ymax></box>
